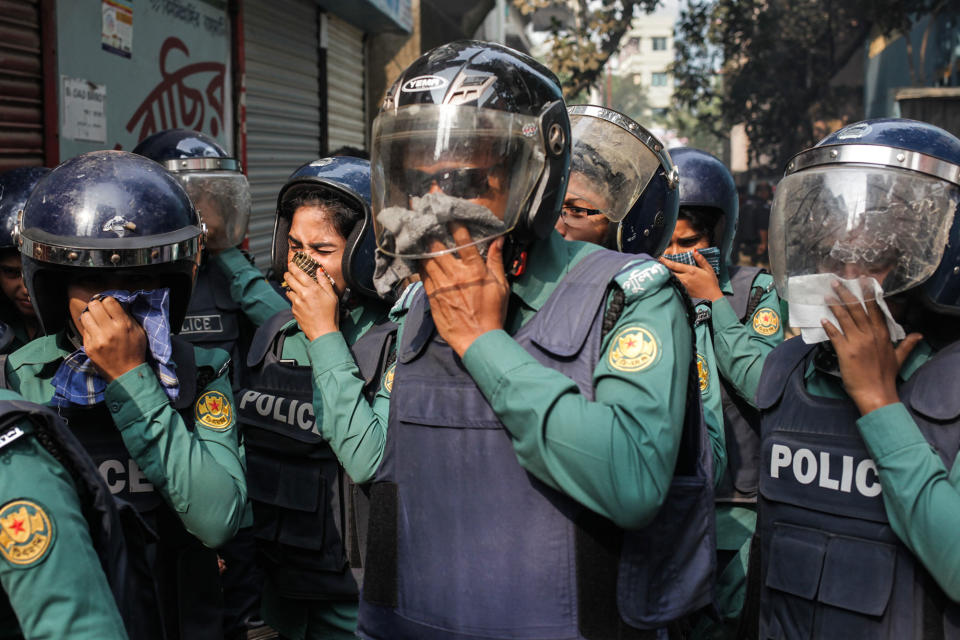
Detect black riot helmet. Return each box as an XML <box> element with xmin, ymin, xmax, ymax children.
<box><xmin>133</xmin><ymin>128</ymin><xmax>250</xmax><ymax>251</ymax></box>
<box><xmin>371</xmin><ymin>40</ymin><xmax>570</xmax><ymax>271</ymax></box>
<box><xmin>17</xmin><ymin>151</ymin><xmax>203</xmax><ymax>335</ymax></box>
<box><xmin>273</xmin><ymin>156</ymin><xmax>380</xmax><ymax>300</ymax></box>
<box><xmin>0</xmin><ymin>167</ymin><xmax>50</xmax><ymax>253</ymax></box>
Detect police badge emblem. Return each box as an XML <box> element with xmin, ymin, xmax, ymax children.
<box><xmin>752</xmin><ymin>307</ymin><xmax>780</xmax><ymax>336</ymax></box>
<box><xmin>696</xmin><ymin>354</ymin><xmax>709</xmax><ymax>391</ymax></box>
<box><xmin>195</xmin><ymin>390</ymin><xmax>234</xmax><ymax>431</ymax></box>
<box><xmin>383</xmin><ymin>363</ymin><xmax>396</xmax><ymax>394</ymax></box>
<box><xmin>0</xmin><ymin>500</ymin><xmax>53</xmax><ymax>566</ymax></box>
<box><xmin>608</xmin><ymin>326</ymin><xmax>659</xmax><ymax>372</ymax></box>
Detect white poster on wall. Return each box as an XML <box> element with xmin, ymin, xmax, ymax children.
<box><xmin>61</xmin><ymin>77</ymin><xmax>107</xmax><ymax>143</ymax></box>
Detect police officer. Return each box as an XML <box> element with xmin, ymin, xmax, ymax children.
<box><xmin>5</xmin><ymin>150</ymin><xmax>247</xmax><ymax>640</ymax></box>
<box><xmin>656</xmin><ymin>148</ymin><xmax>783</xmax><ymax>637</ymax></box>
<box><xmin>755</xmin><ymin>118</ymin><xmax>960</xmax><ymax>638</ymax></box>
<box><xmin>0</xmin><ymin>168</ymin><xmax>48</xmax><ymax>352</ymax></box>
<box><xmin>304</xmin><ymin>40</ymin><xmax>715</xmax><ymax>639</ymax></box>
<box><xmin>133</xmin><ymin>128</ymin><xmax>262</xmax><ymax>639</ymax></box>
<box><xmin>237</xmin><ymin>157</ymin><xmax>389</xmax><ymax>639</ymax></box>
<box><xmin>0</xmin><ymin>390</ymin><xmax>162</xmax><ymax>640</ymax></box>
<box><xmin>556</xmin><ymin>105</ymin><xmax>678</xmax><ymax>256</ymax></box>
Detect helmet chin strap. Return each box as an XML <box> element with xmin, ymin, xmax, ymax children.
<box><xmin>502</xmin><ymin>235</ymin><xmax>529</xmax><ymax>279</ymax></box>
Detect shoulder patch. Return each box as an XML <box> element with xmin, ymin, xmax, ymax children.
<box><xmin>0</xmin><ymin>499</ymin><xmax>54</xmax><ymax>567</ymax></box>
<box><xmin>752</xmin><ymin>307</ymin><xmax>780</xmax><ymax>336</ymax></box>
<box><xmin>696</xmin><ymin>353</ymin><xmax>709</xmax><ymax>391</ymax></box>
<box><xmin>615</xmin><ymin>262</ymin><xmax>670</xmax><ymax>300</ymax></box>
<box><xmin>382</xmin><ymin>362</ymin><xmax>396</xmax><ymax>394</ymax></box>
<box><xmin>195</xmin><ymin>390</ymin><xmax>234</xmax><ymax>431</ymax></box>
<box><xmin>608</xmin><ymin>325</ymin><xmax>660</xmax><ymax>372</ymax></box>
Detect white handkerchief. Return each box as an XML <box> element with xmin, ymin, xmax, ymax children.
<box><xmin>787</xmin><ymin>273</ymin><xmax>906</xmax><ymax>344</ymax></box>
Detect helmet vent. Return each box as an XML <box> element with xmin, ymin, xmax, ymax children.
<box><xmin>548</xmin><ymin>123</ymin><xmax>565</xmax><ymax>155</ymax></box>
<box><xmin>444</xmin><ymin>74</ymin><xmax>495</xmax><ymax>106</ymax></box>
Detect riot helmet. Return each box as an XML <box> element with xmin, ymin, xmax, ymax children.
<box><xmin>133</xmin><ymin>128</ymin><xmax>250</xmax><ymax>251</ymax></box>
<box><xmin>0</xmin><ymin>167</ymin><xmax>49</xmax><ymax>253</ymax></box>
<box><xmin>562</xmin><ymin>105</ymin><xmax>678</xmax><ymax>255</ymax></box>
<box><xmin>667</xmin><ymin>147</ymin><xmax>738</xmax><ymax>281</ymax></box>
<box><xmin>769</xmin><ymin>118</ymin><xmax>960</xmax><ymax>314</ymax></box>
<box><xmin>273</xmin><ymin>156</ymin><xmax>379</xmax><ymax>300</ymax></box>
<box><xmin>17</xmin><ymin>151</ymin><xmax>204</xmax><ymax>335</ymax></box>
<box><xmin>371</xmin><ymin>40</ymin><xmax>570</xmax><ymax>267</ymax></box>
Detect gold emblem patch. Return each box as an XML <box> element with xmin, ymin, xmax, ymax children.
<box><xmin>608</xmin><ymin>326</ymin><xmax>659</xmax><ymax>372</ymax></box>
<box><xmin>0</xmin><ymin>500</ymin><xmax>53</xmax><ymax>566</ymax></box>
<box><xmin>697</xmin><ymin>354</ymin><xmax>709</xmax><ymax>391</ymax></box>
<box><xmin>752</xmin><ymin>307</ymin><xmax>780</xmax><ymax>336</ymax></box>
<box><xmin>195</xmin><ymin>390</ymin><xmax>234</xmax><ymax>431</ymax></box>
<box><xmin>383</xmin><ymin>363</ymin><xmax>396</xmax><ymax>394</ymax></box>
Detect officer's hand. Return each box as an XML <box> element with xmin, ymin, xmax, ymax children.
<box><xmin>419</xmin><ymin>225</ymin><xmax>508</xmax><ymax>358</ymax></box>
<box><xmin>659</xmin><ymin>250</ymin><xmax>723</xmax><ymax>302</ymax></box>
<box><xmin>79</xmin><ymin>296</ymin><xmax>148</xmax><ymax>382</ymax></box>
<box><xmin>822</xmin><ymin>280</ymin><xmax>923</xmax><ymax>416</ymax></box>
<box><xmin>285</xmin><ymin>258</ymin><xmax>339</xmax><ymax>341</ymax></box>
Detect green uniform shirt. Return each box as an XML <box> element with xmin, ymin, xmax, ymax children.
<box><xmin>0</xmin><ymin>390</ymin><xmax>128</xmax><ymax>640</ymax></box>
<box><xmin>5</xmin><ymin>334</ymin><xmax>247</xmax><ymax>549</ymax></box>
<box><xmin>309</xmin><ymin>230</ymin><xmax>693</xmax><ymax>530</ymax></box>
<box><xmin>212</xmin><ymin>247</ymin><xmax>290</xmax><ymax>327</ymax></box>
<box><xmin>803</xmin><ymin>341</ymin><xmax>960</xmax><ymax>600</ymax></box>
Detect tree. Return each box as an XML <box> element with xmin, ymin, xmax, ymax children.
<box><xmin>512</xmin><ymin>0</ymin><xmax>663</xmax><ymax>99</ymax></box>
<box><xmin>673</xmin><ymin>0</ymin><xmax>947</xmax><ymax>171</ymax></box>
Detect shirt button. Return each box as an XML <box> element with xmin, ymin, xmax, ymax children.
<box><xmin>109</xmin><ymin>402</ymin><xmax>121</xmax><ymax>413</ymax></box>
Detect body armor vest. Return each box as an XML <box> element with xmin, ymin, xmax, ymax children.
<box><xmin>359</xmin><ymin>249</ymin><xmax>716</xmax><ymax>640</ymax></box>
<box><xmin>756</xmin><ymin>337</ymin><xmax>960</xmax><ymax>639</ymax></box>
<box><xmin>237</xmin><ymin>310</ymin><xmax>393</xmax><ymax>599</ymax></box>
<box><xmin>0</xmin><ymin>399</ymin><xmax>164</xmax><ymax>640</ymax></box>
<box><xmin>58</xmin><ymin>337</ymin><xmax>223</xmax><ymax>640</ymax></box>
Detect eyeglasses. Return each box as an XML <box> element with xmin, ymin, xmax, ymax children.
<box><xmin>405</xmin><ymin>167</ymin><xmax>494</xmax><ymax>199</ymax></box>
<box><xmin>559</xmin><ymin>204</ymin><xmax>606</xmax><ymax>227</ymax></box>
<box><xmin>0</xmin><ymin>266</ymin><xmax>22</xmax><ymax>280</ymax></box>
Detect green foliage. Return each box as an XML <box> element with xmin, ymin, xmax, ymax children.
<box><xmin>673</xmin><ymin>0</ymin><xmax>945</xmax><ymax>170</ymax></box>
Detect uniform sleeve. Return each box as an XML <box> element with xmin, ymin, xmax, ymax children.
<box><xmin>710</xmin><ymin>277</ymin><xmax>783</xmax><ymax>406</ymax></box>
<box><xmin>307</xmin><ymin>332</ymin><xmax>390</xmax><ymax>484</ymax></box>
<box><xmin>104</xmin><ymin>361</ymin><xmax>247</xmax><ymax>548</ymax></box>
<box><xmin>461</xmin><ymin>283</ymin><xmax>691</xmax><ymax>530</ymax></box>
<box><xmin>696</xmin><ymin>327</ymin><xmax>728</xmax><ymax>489</ymax></box>
<box><xmin>0</xmin><ymin>430</ymin><xmax>129</xmax><ymax>640</ymax></box>
<box><xmin>211</xmin><ymin>247</ymin><xmax>289</xmax><ymax>327</ymax></box>
<box><xmin>857</xmin><ymin>402</ymin><xmax>960</xmax><ymax>601</ymax></box>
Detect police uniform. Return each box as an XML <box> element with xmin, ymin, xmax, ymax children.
<box><xmin>211</xmin><ymin>246</ymin><xmax>289</xmax><ymax>327</ymax></box>
<box><xmin>0</xmin><ymin>390</ymin><xmax>162</xmax><ymax>640</ymax></box>
<box><xmin>313</xmin><ymin>231</ymin><xmax>714</xmax><ymax>639</ymax></box>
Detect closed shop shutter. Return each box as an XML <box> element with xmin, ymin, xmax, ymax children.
<box><xmin>324</xmin><ymin>15</ymin><xmax>365</xmax><ymax>152</ymax></box>
<box><xmin>244</xmin><ymin>0</ymin><xmax>321</xmax><ymax>269</ymax></box>
<box><xmin>0</xmin><ymin>0</ymin><xmax>44</xmax><ymax>170</ymax></box>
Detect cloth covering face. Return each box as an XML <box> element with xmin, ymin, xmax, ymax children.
<box><xmin>51</xmin><ymin>289</ymin><xmax>178</xmax><ymax>407</ymax></box>
<box><xmin>786</xmin><ymin>274</ymin><xmax>906</xmax><ymax>344</ymax></box>
<box><xmin>663</xmin><ymin>246</ymin><xmax>722</xmax><ymax>274</ymax></box>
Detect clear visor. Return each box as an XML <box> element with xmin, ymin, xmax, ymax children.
<box><xmin>770</xmin><ymin>165</ymin><xmax>958</xmax><ymax>302</ymax></box>
<box><xmin>371</xmin><ymin>104</ymin><xmax>546</xmax><ymax>259</ymax></box>
<box><xmin>178</xmin><ymin>171</ymin><xmax>251</xmax><ymax>251</ymax></box>
<box><xmin>566</xmin><ymin>114</ymin><xmax>661</xmax><ymax>223</ymax></box>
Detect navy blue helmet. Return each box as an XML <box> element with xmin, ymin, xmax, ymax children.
<box><xmin>134</xmin><ymin>129</ymin><xmax>250</xmax><ymax>251</ymax></box>
<box><xmin>672</xmin><ymin>147</ymin><xmax>738</xmax><ymax>277</ymax></box>
<box><xmin>0</xmin><ymin>167</ymin><xmax>50</xmax><ymax>252</ymax></box>
<box><xmin>274</xmin><ymin>156</ymin><xmax>378</xmax><ymax>300</ymax></box>
<box><xmin>771</xmin><ymin>118</ymin><xmax>960</xmax><ymax>314</ymax></box>
<box><xmin>18</xmin><ymin>151</ymin><xmax>203</xmax><ymax>334</ymax></box>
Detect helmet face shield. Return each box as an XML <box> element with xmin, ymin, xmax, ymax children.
<box><xmin>568</xmin><ymin>113</ymin><xmax>661</xmax><ymax>223</ymax></box>
<box><xmin>176</xmin><ymin>171</ymin><xmax>251</xmax><ymax>250</ymax></box>
<box><xmin>770</xmin><ymin>164</ymin><xmax>958</xmax><ymax>302</ymax></box>
<box><xmin>371</xmin><ymin>104</ymin><xmax>546</xmax><ymax>259</ymax></box>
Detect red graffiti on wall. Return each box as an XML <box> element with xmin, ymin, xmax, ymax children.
<box><xmin>126</xmin><ymin>37</ymin><xmax>226</xmax><ymax>141</ymax></box>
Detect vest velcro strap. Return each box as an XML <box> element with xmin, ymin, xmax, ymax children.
<box><xmin>362</xmin><ymin>482</ymin><xmax>399</xmax><ymax>608</ymax></box>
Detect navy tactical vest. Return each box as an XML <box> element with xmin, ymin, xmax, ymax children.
<box><xmin>715</xmin><ymin>265</ymin><xmax>766</xmax><ymax>503</ymax></box>
<box><xmin>756</xmin><ymin>337</ymin><xmax>960</xmax><ymax>639</ymax></box>
<box><xmin>237</xmin><ymin>310</ymin><xmax>393</xmax><ymax>599</ymax></box>
<box><xmin>0</xmin><ymin>399</ymin><xmax>164</xmax><ymax>640</ymax></box>
<box><xmin>359</xmin><ymin>249</ymin><xmax>716</xmax><ymax>640</ymax></box>
<box><xmin>56</xmin><ymin>337</ymin><xmax>224</xmax><ymax>640</ymax></box>
<box><xmin>179</xmin><ymin>262</ymin><xmax>252</xmax><ymax>388</ymax></box>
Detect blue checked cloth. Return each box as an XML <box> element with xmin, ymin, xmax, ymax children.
<box><xmin>51</xmin><ymin>289</ymin><xmax>179</xmax><ymax>407</ymax></box>
<box><xmin>663</xmin><ymin>246</ymin><xmax>722</xmax><ymax>274</ymax></box>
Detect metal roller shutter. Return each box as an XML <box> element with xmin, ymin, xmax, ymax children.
<box><xmin>324</xmin><ymin>15</ymin><xmax>365</xmax><ymax>152</ymax></box>
<box><xmin>0</xmin><ymin>0</ymin><xmax>44</xmax><ymax>170</ymax></box>
<box><xmin>244</xmin><ymin>0</ymin><xmax>321</xmax><ymax>269</ymax></box>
